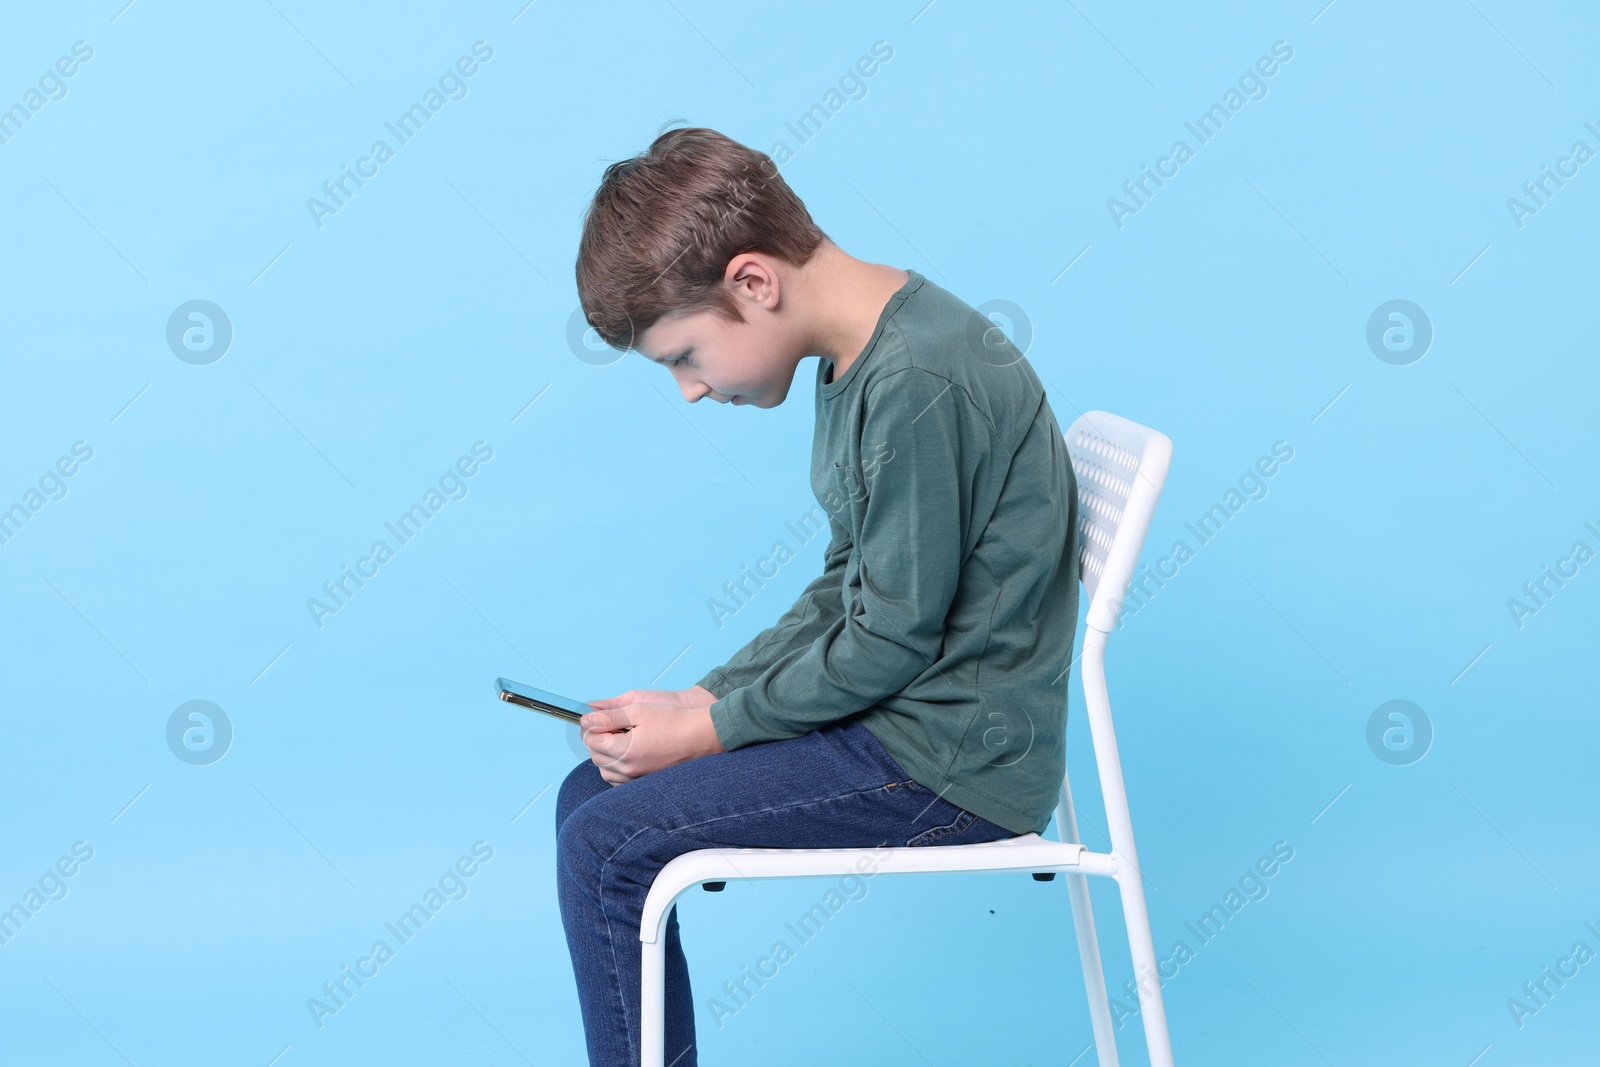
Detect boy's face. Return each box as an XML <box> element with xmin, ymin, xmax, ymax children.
<box><xmin>634</xmin><ymin>304</ymin><xmax>800</xmax><ymax>408</ymax></box>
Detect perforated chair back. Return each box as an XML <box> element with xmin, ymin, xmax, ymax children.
<box><xmin>1065</xmin><ymin>411</ymin><xmax>1174</xmax><ymax>634</ymax></box>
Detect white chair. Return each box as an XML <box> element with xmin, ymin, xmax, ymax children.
<box><xmin>640</xmin><ymin>410</ymin><xmax>1176</xmax><ymax>1067</ymax></box>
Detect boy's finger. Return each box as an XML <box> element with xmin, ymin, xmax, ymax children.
<box><xmin>581</xmin><ymin>732</ymin><xmax>630</xmax><ymax>769</ymax></box>
<box><xmin>583</xmin><ymin>708</ymin><xmax>633</xmax><ymax>732</ymax></box>
<box><xmin>587</xmin><ymin>725</ymin><xmax>635</xmax><ymax>754</ymax></box>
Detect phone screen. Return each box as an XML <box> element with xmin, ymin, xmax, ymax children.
<box><xmin>495</xmin><ymin>677</ymin><xmax>591</xmax><ymax>724</ymax></box>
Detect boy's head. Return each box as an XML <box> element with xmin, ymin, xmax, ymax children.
<box><xmin>576</xmin><ymin>127</ymin><xmax>830</xmax><ymax>407</ymax></box>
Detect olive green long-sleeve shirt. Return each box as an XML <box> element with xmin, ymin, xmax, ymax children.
<box><xmin>698</xmin><ymin>270</ymin><xmax>1080</xmax><ymax>835</ymax></box>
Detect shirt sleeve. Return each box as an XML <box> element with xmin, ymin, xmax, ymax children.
<box><xmin>708</xmin><ymin>368</ymin><xmax>992</xmax><ymax>751</ymax></box>
<box><xmin>694</xmin><ymin>524</ymin><xmax>851</xmax><ymax>698</ymax></box>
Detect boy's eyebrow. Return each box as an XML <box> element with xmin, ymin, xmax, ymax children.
<box><xmin>649</xmin><ymin>346</ymin><xmax>692</xmax><ymax>364</ymax></box>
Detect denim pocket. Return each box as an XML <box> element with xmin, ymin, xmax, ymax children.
<box><xmin>898</xmin><ymin>780</ymin><xmax>980</xmax><ymax>846</ymax></box>
<box><xmin>906</xmin><ymin>808</ymin><xmax>978</xmax><ymax>847</ymax></box>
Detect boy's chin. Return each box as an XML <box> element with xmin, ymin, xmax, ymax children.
<box><xmin>738</xmin><ymin>363</ymin><xmax>799</xmax><ymax>407</ymax></box>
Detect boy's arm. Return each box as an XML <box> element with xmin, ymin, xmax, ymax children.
<box><xmin>707</xmin><ymin>369</ymin><xmax>996</xmax><ymax>751</ymax></box>
<box><xmin>696</xmin><ymin>522</ymin><xmax>850</xmax><ymax>697</ymax></box>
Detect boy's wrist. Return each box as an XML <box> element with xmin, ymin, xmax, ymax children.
<box><xmin>694</xmin><ymin>705</ymin><xmax>726</xmax><ymax>756</ymax></box>
<box><xmin>704</xmin><ymin>693</ymin><xmax>748</xmax><ymax>754</ymax></box>
<box><xmin>693</xmin><ymin>670</ymin><xmax>726</xmax><ymax>699</ymax></box>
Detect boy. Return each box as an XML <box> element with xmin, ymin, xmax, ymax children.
<box><xmin>558</xmin><ymin>127</ymin><xmax>1080</xmax><ymax>1066</ymax></box>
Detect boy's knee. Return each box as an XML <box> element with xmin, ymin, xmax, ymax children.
<box><xmin>557</xmin><ymin>797</ymin><xmax>669</xmax><ymax>901</ymax></box>
<box><xmin>555</xmin><ymin>758</ymin><xmax>603</xmax><ymax>831</ymax></box>
<box><xmin>555</xmin><ymin>791</ymin><xmax>613</xmax><ymax>887</ymax></box>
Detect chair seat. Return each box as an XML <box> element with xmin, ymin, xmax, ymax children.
<box><xmin>640</xmin><ymin>834</ymin><xmax>1111</xmax><ymax>943</ymax></box>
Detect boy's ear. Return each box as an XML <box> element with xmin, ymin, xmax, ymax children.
<box><xmin>725</xmin><ymin>255</ymin><xmax>780</xmax><ymax>308</ymax></box>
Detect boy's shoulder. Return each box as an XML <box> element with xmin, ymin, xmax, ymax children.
<box><xmin>855</xmin><ymin>273</ymin><xmax>1047</xmax><ymax>451</ymax></box>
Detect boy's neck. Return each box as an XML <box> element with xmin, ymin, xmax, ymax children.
<box><xmin>799</xmin><ymin>243</ymin><xmax>910</xmax><ymax>383</ymax></box>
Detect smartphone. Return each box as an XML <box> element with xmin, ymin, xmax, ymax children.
<box><xmin>495</xmin><ymin>677</ymin><xmax>592</xmax><ymax>725</ymax></box>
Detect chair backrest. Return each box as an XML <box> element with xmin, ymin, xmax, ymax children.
<box><xmin>1063</xmin><ymin>411</ymin><xmax>1173</xmax><ymax>634</ymax></box>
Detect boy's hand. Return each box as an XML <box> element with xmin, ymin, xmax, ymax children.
<box><xmin>586</xmin><ymin>685</ymin><xmax>716</xmax><ymax>712</ymax></box>
<box><xmin>579</xmin><ymin>702</ymin><xmax>725</xmax><ymax>785</ymax></box>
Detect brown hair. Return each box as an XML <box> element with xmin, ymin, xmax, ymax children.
<box><xmin>575</xmin><ymin>127</ymin><xmax>829</xmax><ymax>351</ymax></box>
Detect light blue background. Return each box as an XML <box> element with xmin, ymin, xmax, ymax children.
<box><xmin>2</xmin><ymin>1</ymin><xmax>1596</xmax><ymax>1064</ymax></box>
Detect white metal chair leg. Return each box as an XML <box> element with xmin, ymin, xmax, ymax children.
<box><xmin>1115</xmin><ymin>870</ymin><xmax>1172</xmax><ymax>1066</ymax></box>
<box><xmin>1057</xmin><ymin>770</ymin><xmax>1119</xmax><ymax>1067</ymax></box>
<box><xmin>1080</xmin><ymin>626</ymin><xmax>1174</xmax><ymax>1067</ymax></box>
<box><xmin>640</xmin><ymin>909</ymin><xmax>670</xmax><ymax>1067</ymax></box>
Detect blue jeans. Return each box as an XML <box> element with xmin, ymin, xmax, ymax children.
<box><xmin>555</xmin><ymin>716</ymin><xmax>1018</xmax><ymax>1066</ymax></box>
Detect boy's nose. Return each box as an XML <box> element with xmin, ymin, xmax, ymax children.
<box><xmin>682</xmin><ymin>380</ymin><xmax>724</xmax><ymax>403</ymax></box>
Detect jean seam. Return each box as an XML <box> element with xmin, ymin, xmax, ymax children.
<box><xmin>594</xmin><ymin>862</ymin><xmax>635</xmax><ymax>1063</ymax></box>
<box><xmin>906</xmin><ymin>809</ymin><xmax>976</xmax><ymax>847</ymax></box>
